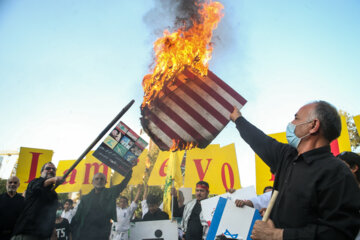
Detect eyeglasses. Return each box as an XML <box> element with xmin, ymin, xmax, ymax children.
<box><xmin>8</xmin><ymin>181</ymin><xmax>18</xmax><ymax>184</ymax></box>
<box><xmin>45</xmin><ymin>167</ymin><xmax>56</xmax><ymax>171</ymax></box>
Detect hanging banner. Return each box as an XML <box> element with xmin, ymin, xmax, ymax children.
<box><xmin>184</xmin><ymin>144</ymin><xmax>240</xmax><ymax>194</ymax></box>
<box><xmin>93</xmin><ymin>121</ymin><xmax>148</xmax><ymax>176</ymax></box>
<box><xmin>56</xmin><ymin>160</ymin><xmax>85</xmax><ymax>193</ymax></box>
<box><xmin>147</xmin><ymin>150</ymin><xmax>185</xmax><ymax>186</ymax></box>
<box><xmin>80</xmin><ymin>151</ymin><xmax>111</xmax><ymax>195</ymax></box>
<box><xmin>112</xmin><ymin>149</ymin><xmax>148</xmax><ymax>186</ymax></box>
<box><xmin>16</xmin><ymin>147</ymin><xmax>54</xmax><ymax>193</ymax></box>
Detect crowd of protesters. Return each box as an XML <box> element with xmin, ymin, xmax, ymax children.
<box><xmin>1</xmin><ymin>100</ymin><xmax>360</xmax><ymax>240</ymax></box>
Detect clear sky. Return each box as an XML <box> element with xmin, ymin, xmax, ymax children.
<box><xmin>0</xmin><ymin>0</ymin><xmax>359</xmax><ymax>186</ymax></box>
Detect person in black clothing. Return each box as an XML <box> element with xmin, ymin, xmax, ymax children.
<box><xmin>0</xmin><ymin>176</ymin><xmax>24</xmax><ymax>240</ymax></box>
<box><xmin>55</xmin><ymin>205</ymin><xmax>72</xmax><ymax>240</ymax></box>
<box><xmin>12</xmin><ymin>162</ymin><xmax>64</xmax><ymax>240</ymax></box>
<box><xmin>337</xmin><ymin>151</ymin><xmax>360</xmax><ymax>187</ymax></box>
<box><xmin>142</xmin><ymin>194</ymin><xmax>169</xmax><ymax>221</ymax></box>
<box><xmin>231</xmin><ymin>101</ymin><xmax>360</xmax><ymax>240</ymax></box>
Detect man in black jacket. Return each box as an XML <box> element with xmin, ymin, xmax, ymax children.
<box><xmin>12</xmin><ymin>162</ymin><xmax>63</xmax><ymax>240</ymax></box>
<box><xmin>231</xmin><ymin>101</ymin><xmax>360</xmax><ymax>240</ymax></box>
<box><xmin>0</xmin><ymin>176</ymin><xmax>24</xmax><ymax>240</ymax></box>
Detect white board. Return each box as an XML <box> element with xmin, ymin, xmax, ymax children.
<box><xmin>129</xmin><ymin>220</ymin><xmax>178</xmax><ymax>240</ymax></box>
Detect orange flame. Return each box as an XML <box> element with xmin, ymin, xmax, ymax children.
<box><xmin>169</xmin><ymin>139</ymin><xmax>198</xmax><ymax>152</ymax></box>
<box><xmin>142</xmin><ymin>0</ymin><xmax>224</xmax><ymax>108</ymax></box>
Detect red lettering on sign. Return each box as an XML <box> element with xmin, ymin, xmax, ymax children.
<box><xmin>83</xmin><ymin>163</ymin><xmax>109</xmax><ymax>184</ymax></box>
<box><xmin>63</xmin><ymin>169</ymin><xmax>77</xmax><ymax>184</ymax></box>
<box><xmin>159</xmin><ymin>158</ymin><xmax>169</xmax><ymax>177</ymax></box>
<box><xmin>269</xmin><ymin>174</ymin><xmax>275</xmax><ymax>181</ymax></box>
<box><xmin>221</xmin><ymin>163</ymin><xmax>234</xmax><ymax>191</ymax></box>
<box><xmin>25</xmin><ymin>152</ymin><xmax>43</xmax><ymax>183</ymax></box>
<box><xmin>193</xmin><ymin>158</ymin><xmax>212</xmax><ymax>181</ymax></box>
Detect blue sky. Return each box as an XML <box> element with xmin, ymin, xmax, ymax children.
<box><xmin>1</xmin><ymin>0</ymin><xmax>359</xmax><ymax>186</ymax></box>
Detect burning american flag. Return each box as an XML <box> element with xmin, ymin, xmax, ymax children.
<box><xmin>141</xmin><ymin>0</ymin><xmax>247</xmax><ymax>151</ymax></box>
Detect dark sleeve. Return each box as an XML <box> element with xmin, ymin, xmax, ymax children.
<box><xmin>26</xmin><ymin>178</ymin><xmax>49</xmax><ymax>197</ymax></box>
<box><xmin>161</xmin><ymin>211</ymin><xmax>169</xmax><ymax>220</ymax></box>
<box><xmin>110</xmin><ymin>170</ymin><xmax>133</xmax><ymax>197</ymax></box>
<box><xmin>234</xmin><ymin>117</ymin><xmax>291</xmax><ymax>173</ymax></box>
<box><xmin>283</xmin><ymin>174</ymin><xmax>360</xmax><ymax>239</ymax></box>
<box><xmin>172</xmin><ymin>197</ymin><xmax>183</xmax><ymax>217</ymax></box>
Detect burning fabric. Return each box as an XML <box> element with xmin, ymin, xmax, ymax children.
<box><xmin>140</xmin><ymin>0</ymin><xmax>246</xmax><ymax>151</ymax></box>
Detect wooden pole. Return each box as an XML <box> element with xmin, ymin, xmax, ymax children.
<box><xmin>262</xmin><ymin>190</ymin><xmax>279</xmax><ymax>222</ymax></box>
<box><xmin>53</xmin><ymin>99</ymin><xmax>135</xmax><ymax>190</ymax></box>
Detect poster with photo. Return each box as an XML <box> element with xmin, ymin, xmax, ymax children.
<box><xmin>93</xmin><ymin>121</ymin><xmax>148</xmax><ymax>176</ymax></box>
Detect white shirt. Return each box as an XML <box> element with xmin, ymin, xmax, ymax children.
<box><xmin>250</xmin><ymin>191</ymin><xmax>272</xmax><ymax>210</ymax></box>
<box><xmin>61</xmin><ymin>208</ymin><xmax>76</xmax><ymax>223</ymax></box>
<box><xmin>113</xmin><ymin>201</ymin><xmax>138</xmax><ymax>232</ymax></box>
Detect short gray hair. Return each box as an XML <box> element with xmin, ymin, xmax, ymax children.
<box><xmin>311</xmin><ymin>101</ymin><xmax>341</xmax><ymax>142</ymax></box>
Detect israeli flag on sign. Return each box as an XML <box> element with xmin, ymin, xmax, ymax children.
<box><xmin>206</xmin><ymin>197</ymin><xmax>262</xmax><ymax>240</ymax></box>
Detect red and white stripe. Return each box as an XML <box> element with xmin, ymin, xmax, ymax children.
<box><xmin>141</xmin><ymin>67</ymin><xmax>247</xmax><ymax>151</ymax></box>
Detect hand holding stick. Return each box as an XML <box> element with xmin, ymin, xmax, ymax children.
<box><xmin>262</xmin><ymin>190</ymin><xmax>279</xmax><ymax>222</ymax></box>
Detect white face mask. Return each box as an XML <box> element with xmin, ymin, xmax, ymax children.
<box><xmin>286</xmin><ymin>120</ymin><xmax>313</xmax><ymax>148</ymax></box>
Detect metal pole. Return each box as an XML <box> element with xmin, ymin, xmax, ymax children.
<box><xmin>53</xmin><ymin>99</ymin><xmax>135</xmax><ymax>190</ymax></box>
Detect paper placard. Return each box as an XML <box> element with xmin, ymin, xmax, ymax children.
<box><xmin>93</xmin><ymin>121</ymin><xmax>148</xmax><ymax>176</ymax></box>
<box><xmin>129</xmin><ymin>220</ymin><xmax>178</xmax><ymax>240</ymax></box>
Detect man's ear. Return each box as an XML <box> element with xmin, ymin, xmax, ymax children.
<box><xmin>310</xmin><ymin>119</ymin><xmax>320</xmax><ymax>134</ymax></box>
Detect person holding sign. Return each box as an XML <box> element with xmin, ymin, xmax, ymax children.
<box><xmin>181</xmin><ymin>181</ymin><xmax>209</xmax><ymax>240</ymax></box>
<box><xmin>231</xmin><ymin>101</ymin><xmax>360</xmax><ymax>240</ymax></box>
<box><xmin>71</xmin><ymin>170</ymin><xmax>132</xmax><ymax>240</ymax></box>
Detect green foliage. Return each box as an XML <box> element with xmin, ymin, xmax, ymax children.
<box><xmin>0</xmin><ymin>179</ymin><xmax>6</xmax><ymax>194</ymax></box>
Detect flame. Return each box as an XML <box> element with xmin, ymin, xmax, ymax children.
<box><xmin>170</xmin><ymin>139</ymin><xmax>198</xmax><ymax>152</ymax></box>
<box><xmin>142</xmin><ymin>0</ymin><xmax>224</xmax><ymax>108</ymax></box>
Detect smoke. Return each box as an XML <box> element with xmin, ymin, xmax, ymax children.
<box><xmin>143</xmin><ymin>0</ymin><xmax>205</xmax><ymax>35</ymax></box>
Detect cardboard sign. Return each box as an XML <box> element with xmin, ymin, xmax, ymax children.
<box><xmin>129</xmin><ymin>220</ymin><xmax>178</xmax><ymax>240</ymax></box>
<box><xmin>201</xmin><ymin>186</ymin><xmax>257</xmax><ymax>225</ymax></box>
<box><xmin>93</xmin><ymin>121</ymin><xmax>148</xmax><ymax>176</ymax></box>
<box><xmin>206</xmin><ymin>197</ymin><xmax>261</xmax><ymax>240</ymax></box>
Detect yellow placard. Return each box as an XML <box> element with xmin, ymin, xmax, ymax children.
<box><xmin>80</xmin><ymin>151</ymin><xmax>111</xmax><ymax>195</ymax></box>
<box><xmin>338</xmin><ymin>114</ymin><xmax>351</xmax><ymax>153</ymax></box>
<box><xmin>184</xmin><ymin>144</ymin><xmax>240</xmax><ymax>194</ymax></box>
<box><xmin>112</xmin><ymin>149</ymin><xmax>148</xmax><ymax>186</ymax></box>
<box><xmin>56</xmin><ymin>160</ymin><xmax>85</xmax><ymax>193</ymax></box>
<box><xmin>16</xmin><ymin>147</ymin><xmax>54</xmax><ymax>193</ymax></box>
<box><xmin>147</xmin><ymin>150</ymin><xmax>184</xmax><ymax>186</ymax></box>
<box><xmin>354</xmin><ymin>115</ymin><xmax>360</xmax><ymax>136</ymax></box>
<box><xmin>255</xmin><ymin>132</ymin><xmax>286</xmax><ymax>195</ymax></box>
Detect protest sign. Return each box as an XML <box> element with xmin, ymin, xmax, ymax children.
<box><xmin>201</xmin><ymin>186</ymin><xmax>257</xmax><ymax>225</ymax></box>
<box><xmin>129</xmin><ymin>220</ymin><xmax>178</xmax><ymax>240</ymax></box>
<box><xmin>147</xmin><ymin>150</ymin><xmax>184</xmax><ymax>186</ymax></box>
<box><xmin>93</xmin><ymin>121</ymin><xmax>148</xmax><ymax>176</ymax></box>
<box><xmin>206</xmin><ymin>197</ymin><xmax>262</xmax><ymax>240</ymax></box>
<box><xmin>56</xmin><ymin>160</ymin><xmax>84</xmax><ymax>193</ymax></box>
<box><xmin>16</xmin><ymin>147</ymin><xmax>53</xmax><ymax>193</ymax></box>
<box><xmin>354</xmin><ymin>115</ymin><xmax>360</xmax><ymax>135</ymax></box>
<box><xmin>184</xmin><ymin>144</ymin><xmax>241</xmax><ymax>194</ymax></box>
<box><xmin>111</xmin><ymin>149</ymin><xmax>148</xmax><ymax>186</ymax></box>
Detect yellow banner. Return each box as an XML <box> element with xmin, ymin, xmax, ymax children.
<box><xmin>184</xmin><ymin>144</ymin><xmax>241</xmax><ymax>194</ymax></box>
<box><xmin>56</xmin><ymin>160</ymin><xmax>85</xmax><ymax>193</ymax></box>
<box><xmin>254</xmin><ymin>133</ymin><xmax>286</xmax><ymax>195</ymax></box>
<box><xmin>354</xmin><ymin>115</ymin><xmax>360</xmax><ymax>136</ymax></box>
<box><xmin>147</xmin><ymin>150</ymin><xmax>185</xmax><ymax>186</ymax></box>
<box><xmin>338</xmin><ymin>114</ymin><xmax>351</xmax><ymax>153</ymax></box>
<box><xmin>80</xmin><ymin>151</ymin><xmax>111</xmax><ymax>195</ymax></box>
<box><xmin>112</xmin><ymin>149</ymin><xmax>148</xmax><ymax>186</ymax></box>
<box><xmin>16</xmin><ymin>147</ymin><xmax>54</xmax><ymax>193</ymax></box>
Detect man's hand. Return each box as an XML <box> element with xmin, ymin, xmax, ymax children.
<box><xmin>55</xmin><ymin>176</ymin><xmax>65</xmax><ymax>185</ymax></box>
<box><xmin>230</xmin><ymin>106</ymin><xmax>242</xmax><ymax>122</ymax></box>
<box><xmin>227</xmin><ymin>188</ymin><xmax>236</xmax><ymax>193</ymax></box>
<box><xmin>235</xmin><ymin>199</ymin><xmax>253</xmax><ymax>208</ymax></box>
<box><xmin>251</xmin><ymin>219</ymin><xmax>283</xmax><ymax>240</ymax></box>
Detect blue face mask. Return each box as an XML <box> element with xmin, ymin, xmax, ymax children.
<box><xmin>56</xmin><ymin>210</ymin><xmax>62</xmax><ymax>218</ymax></box>
<box><xmin>286</xmin><ymin>121</ymin><xmax>312</xmax><ymax>148</ymax></box>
